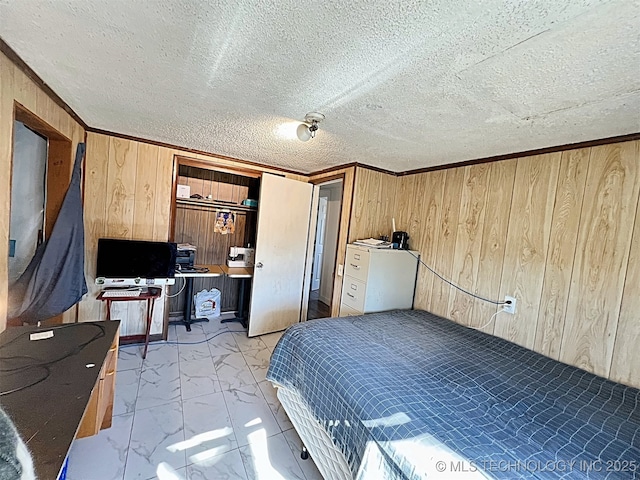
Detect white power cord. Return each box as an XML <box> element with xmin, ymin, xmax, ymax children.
<box><xmin>166</xmin><ymin>271</ymin><xmax>186</xmax><ymax>298</ymax></box>
<box><xmin>473</xmin><ymin>306</ymin><xmax>508</xmax><ymax>330</ymax></box>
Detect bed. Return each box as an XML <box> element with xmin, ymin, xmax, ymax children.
<box><xmin>265</xmin><ymin>309</ymin><xmax>640</xmax><ymax>479</ymax></box>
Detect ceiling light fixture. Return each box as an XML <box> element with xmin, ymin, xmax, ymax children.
<box><xmin>297</xmin><ymin>112</ymin><xmax>325</xmax><ymax>142</ymax></box>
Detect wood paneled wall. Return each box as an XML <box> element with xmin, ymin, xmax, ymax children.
<box><xmin>79</xmin><ymin>134</ymin><xmax>174</xmax><ymax>336</ymax></box>
<box><xmin>80</xmin><ymin>132</ymin><xmax>308</xmax><ymax>335</ymax></box>
<box><xmin>0</xmin><ymin>51</ymin><xmax>85</xmax><ymax>332</ymax></box>
<box><xmin>392</xmin><ymin>140</ymin><xmax>640</xmax><ymax>388</ymax></box>
<box><xmin>348</xmin><ymin>167</ymin><xmax>398</xmax><ymax>242</ymax></box>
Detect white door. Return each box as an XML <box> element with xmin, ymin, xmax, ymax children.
<box><xmin>248</xmin><ymin>174</ymin><xmax>313</xmax><ymax>336</ymax></box>
<box><xmin>311</xmin><ymin>196</ymin><xmax>328</xmax><ymax>290</ymax></box>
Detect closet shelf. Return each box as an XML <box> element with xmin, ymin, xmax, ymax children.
<box><xmin>176</xmin><ymin>198</ymin><xmax>258</xmax><ymax>212</ymax></box>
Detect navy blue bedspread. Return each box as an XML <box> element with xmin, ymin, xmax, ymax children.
<box><xmin>266</xmin><ymin>310</ymin><xmax>640</xmax><ymax>479</ymax></box>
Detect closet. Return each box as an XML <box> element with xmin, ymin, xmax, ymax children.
<box><xmin>169</xmin><ymin>157</ymin><xmax>314</xmax><ymax>337</ymax></box>
<box><xmin>170</xmin><ymin>160</ymin><xmax>260</xmax><ymax>315</ymax></box>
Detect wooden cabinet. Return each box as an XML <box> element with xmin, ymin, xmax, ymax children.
<box><xmin>339</xmin><ymin>245</ymin><xmax>419</xmax><ymax>316</ymax></box>
<box><xmin>77</xmin><ymin>328</ymin><xmax>119</xmax><ymax>438</ymax></box>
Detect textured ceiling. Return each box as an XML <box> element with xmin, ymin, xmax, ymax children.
<box><xmin>0</xmin><ymin>0</ymin><xmax>638</xmax><ymax>173</ymax></box>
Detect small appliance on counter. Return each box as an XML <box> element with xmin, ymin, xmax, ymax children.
<box><xmin>392</xmin><ymin>231</ymin><xmax>410</xmax><ymax>250</ymax></box>
<box><xmin>227</xmin><ymin>247</ymin><xmax>255</xmax><ymax>268</ymax></box>
<box><xmin>176</xmin><ymin>243</ymin><xmax>196</xmax><ymax>270</ymax></box>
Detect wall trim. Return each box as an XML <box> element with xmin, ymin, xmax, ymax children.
<box><xmin>309</xmin><ymin>173</ymin><xmax>345</xmax><ymax>185</ymax></box>
<box><xmin>175</xmin><ymin>155</ymin><xmax>264</xmax><ymax>178</ymax></box>
<box><xmin>119</xmin><ymin>333</ymin><xmax>163</xmax><ymax>345</ymax></box>
<box><xmin>355</xmin><ymin>162</ymin><xmax>397</xmax><ymax>176</ymax></box>
<box><xmin>396</xmin><ymin>132</ymin><xmax>640</xmax><ymax>176</ymax></box>
<box><xmin>0</xmin><ymin>37</ymin><xmax>88</xmax><ymax>130</ymax></box>
<box><xmin>310</xmin><ymin>133</ymin><xmax>640</xmax><ymax>178</ymax></box>
<box><xmin>308</xmin><ymin>162</ymin><xmax>358</xmax><ymax>177</ymax></box>
<box><xmin>87</xmin><ymin>127</ymin><xmax>309</xmax><ymax>177</ymax></box>
<box><xmin>308</xmin><ymin>162</ymin><xmax>396</xmax><ymax>177</ymax></box>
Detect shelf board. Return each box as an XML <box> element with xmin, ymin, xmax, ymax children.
<box><xmin>176</xmin><ymin>198</ymin><xmax>257</xmax><ymax>212</ymax></box>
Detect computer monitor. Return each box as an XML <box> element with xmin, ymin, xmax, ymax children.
<box><xmin>96</xmin><ymin>238</ymin><xmax>177</xmax><ymax>280</ymax></box>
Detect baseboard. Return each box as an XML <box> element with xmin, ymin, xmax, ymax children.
<box><xmin>119</xmin><ymin>333</ymin><xmax>163</xmax><ymax>344</ymax></box>
<box><xmin>318</xmin><ymin>294</ymin><xmax>331</xmax><ymax>306</ymax></box>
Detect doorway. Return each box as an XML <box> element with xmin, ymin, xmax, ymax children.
<box><xmin>307</xmin><ymin>179</ymin><xmax>343</xmax><ymax>320</ymax></box>
<box><xmin>8</xmin><ymin>122</ymin><xmax>47</xmax><ymax>284</ymax></box>
<box><xmin>8</xmin><ymin>105</ymin><xmax>73</xmax><ymax>325</ymax></box>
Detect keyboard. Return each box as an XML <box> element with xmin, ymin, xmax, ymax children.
<box><xmin>101</xmin><ymin>289</ymin><xmax>142</xmax><ymax>298</ymax></box>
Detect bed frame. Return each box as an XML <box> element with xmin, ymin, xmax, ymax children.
<box><xmin>277</xmin><ymin>387</ymin><xmax>352</xmax><ymax>480</ymax></box>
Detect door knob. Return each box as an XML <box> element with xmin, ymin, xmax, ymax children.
<box><xmin>256</xmin><ymin>262</ymin><xmax>263</xmax><ymax>268</ymax></box>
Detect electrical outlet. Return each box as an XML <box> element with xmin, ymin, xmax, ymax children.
<box><xmin>503</xmin><ymin>295</ymin><xmax>516</xmax><ymax>314</ymax></box>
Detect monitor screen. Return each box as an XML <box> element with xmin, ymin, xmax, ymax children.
<box><xmin>96</xmin><ymin>238</ymin><xmax>177</xmax><ymax>279</ymax></box>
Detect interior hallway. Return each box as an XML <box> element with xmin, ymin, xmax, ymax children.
<box><xmin>307</xmin><ymin>290</ymin><xmax>331</xmax><ymax>320</ymax></box>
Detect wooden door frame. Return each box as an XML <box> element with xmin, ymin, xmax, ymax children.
<box><xmin>308</xmin><ymin>170</ymin><xmax>353</xmax><ymax>316</ymax></box>
<box><xmin>13</xmin><ymin>103</ymin><xmax>73</xmax><ymax>239</ymax></box>
<box><xmin>311</xmin><ymin>195</ymin><xmax>329</xmax><ymax>291</ymax></box>
<box><xmin>9</xmin><ymin>103</ymin><xmax>74</xmax><ymax>325</ymax></box>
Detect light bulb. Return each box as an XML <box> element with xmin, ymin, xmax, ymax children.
<box><xmin>296</xmin><ymin>123</ymin><xmax>311</xmax><ymax>142</ymax></box>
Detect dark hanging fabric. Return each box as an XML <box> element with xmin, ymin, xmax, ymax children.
<box><xmin>8</xmin><ymin>143</ymin><xmax>88</xmax><ymax>324</ymax></box>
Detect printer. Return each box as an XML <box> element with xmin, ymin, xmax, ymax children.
<box><xmin>176</xmin><ymin>243</ymin><xmax>196</xmax><ymax>270</ymax></box>
<box><xmin>227</xmin><ymin>247</ymin><xmax>255</xmax><ymax>268</ymax></box>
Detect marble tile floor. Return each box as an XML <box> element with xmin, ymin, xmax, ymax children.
<box><xmin>67</xmin><ymin>316</ymin><xmax>323</xmax><ymax>480</ymax></box>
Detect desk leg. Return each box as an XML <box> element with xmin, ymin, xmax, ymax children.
<box><xmin>170</xmin><ymin>276</ymin><xmax>211</xmax><ymax>332</ymax></box>
<box><xmin>183</xmin><ymin>277</ymin><xmax>194</xmax><ymax>332</ymax></box>
<box><xmin>221</xmin><ymin>278</ymin><xmax>249</xmax><ymax>329</ymax></box>
<box><xmin>184</xmin><ymin>277</ymin><xmax>211</xmax><ymax>329</ymax></box>
<box><xmin>106</xmin><ymin>300</ymin><xmax>112</xmax><ymax>321</ymax></box>
<box><xmin>143</xmin><ymin>297</ymin><xmax>156</xmax><ymax>360</ymax></box>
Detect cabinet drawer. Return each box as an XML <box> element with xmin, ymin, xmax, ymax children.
<box><xmin>341</xmin><ymin>277</ymin><xmax>366</xmax><ymax>312</ymax></box>
<box><xmin>345</xmin><ymin>249</ymin><xmax>369</xmax><ymax>282</ymax></box>
<box><xmin>99</xmin><ymin>370</ymin><xmax>116</xmax><ymax>429</ymax></box>
<box><xmin>339</xmin><ymin>303</ymin><xmax>363</xmax><ymax>317</ymax></box>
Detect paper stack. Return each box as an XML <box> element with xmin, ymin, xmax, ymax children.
<box><xmin>353</xmin><ymin>238</ymin><xmax>393</xmax><ymax>249</ymax></box>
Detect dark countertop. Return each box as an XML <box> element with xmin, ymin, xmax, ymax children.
<box><xmin>0</xmin><ymin>321</ymin><xmax>119</xmax><ymax>480</ymax></box>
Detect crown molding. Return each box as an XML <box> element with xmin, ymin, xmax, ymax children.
<box><xmin>0</xmin><ymin>36</ymin><xmax>88</xmax><ymax>130</ymax></box>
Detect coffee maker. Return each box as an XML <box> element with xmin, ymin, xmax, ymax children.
<box><xmin>392</xmin><ymin>231</ymin><xmax>409</xmax><ymax>249</ymax></box>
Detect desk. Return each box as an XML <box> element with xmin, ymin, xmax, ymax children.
<box><xmin>0</xmin><ymin>321</ymin><xmax>120</xmax><ymax>480</ymax></box>
<box><xmin>171</xmin><ymin>265</ymin><xmax>253</xmax><ymax>331</ymax></box>
<box><xmin>174</xmin><ymin>264</ymin><xmax>223</xmax><ymax>331</ymax></box>
<box><xmin>219</xmin><ymin>265</ymin><xmax>254</xmax><ymax>329</ymax></box>
<box><xmin>97</xmin><ymin>287</ymin><xmax>161</xmax><ymax>358</ymax></box>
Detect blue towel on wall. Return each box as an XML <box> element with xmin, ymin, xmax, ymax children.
<box><xmin>8</xmin><ymin>143</ymin><xmax>87</xmax><ymax>324</ymax></box>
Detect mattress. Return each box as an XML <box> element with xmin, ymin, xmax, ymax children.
<box><xmin>266</xmin><ymin>309</ymin><xmax>640</xmax><ymax>479</ymax></box>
